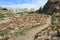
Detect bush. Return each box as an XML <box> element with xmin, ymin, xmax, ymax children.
<box><xmin>0</xmin><ymin>13</ymin><xmax>5</xmax><ymax>19</ymax></box>
<box><xmin>36</xmin><ymin>5</ymin><xmax>54</xmax><ymax>15</ymax></box>
<box><xmin>45</xmin><ymin>11</ymin><xmax>53</xmax><ymax>15</ymax></box>
<box><xmin>2</xmin><ymin>8</ymin><xmax>7</xmax><ymax>10</ymax></box>
<box><xmin>14</xmin><ymin>31</ymin><xmax>25</xmax><ymax>36</ymax></box>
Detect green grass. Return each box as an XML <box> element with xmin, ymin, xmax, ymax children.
<box><xmin>24</xmin><ymin>24</ymin><xmax>40</xmax><ymax>31</ymax></box>
<box><xmin>14</xmin><ymin>30</ymin><xmax>25</xmax><ymax>36</ymax></box>
<box><xmin>0</xmin><ymin>24</ymin><xmax>41</xmax><ymax>36</ymax></box>
<box><xmin>34</xmin><ymin>27</ymin><xmax>49</xmax><ymax>40</ymax></box>
<box><xmin>0</xmin><ymin>13</ymin><xmax>5</xmax><ymax>19</ymax></box>
<box><xmin>0</xmin><ymin>28</ymin><xmax>14</xmax><ymax>36</ymax></box>
<box><xmin>34</xmin><ymin>24</ymin><xmax>60</xmax><ymax>40</ymax></box>
<box><xmin>14</xmin><ymin>24</ymin><xmax>40</xmax><ymax>36</ymax></box>
<box><xmin>0</xmin><ymin>30</ymin><xmax>10</xmax><ymax>36</ymax></box>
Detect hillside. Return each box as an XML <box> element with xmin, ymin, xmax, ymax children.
<box><xmin>0</xmin><ymin>13</ymin><xmax>51</xmax><ymax>40</ymax></box>
<box><xmin>0</xmin><ymin>14</ymin><xmax>49</xmax><ymax>30</ymax></box>
<box><xmin>0</xmin><ymin>0</ymin><xmax>60</xmax><ymax>40</ymax></box>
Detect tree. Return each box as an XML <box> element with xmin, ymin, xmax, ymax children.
<box><xmin>2</xmin><ymin>8</ymin><xmax>7</xmax><ymax>10</ymax></box>
<box><xmin>36</xmin><ymin>0</ymin><xmax>54</xmax><ymax>15</ymax></box>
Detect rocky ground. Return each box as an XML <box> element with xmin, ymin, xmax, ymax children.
<box><xmin>52</xmin><ymin>13</ymin><xmax>60</xmax><ymax>26</ymax></box>
<box><xmin>35</xmin><ymin>13</ymin><xmax>60</xmax><ymax>40</ymax></box>
<box><xmin>0</xmin><ymin>14</ymin><xmax>49</xmax><ymax>30</ymax></box>
<box><xmin>0</xmin><ymin>13</ymin><xmax>50</xmax><ymax>40</ymax></box>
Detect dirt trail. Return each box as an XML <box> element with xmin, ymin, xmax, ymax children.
<box><xmin>13</xmin><ymin>16</ymin><xmax>51</xmax><ymax>40</ymax></box>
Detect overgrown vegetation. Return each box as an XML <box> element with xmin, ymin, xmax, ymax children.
<box><xmin>36</xmin><ymin>7</ymin><xmax>54</xmax><ymax>15</ymax></box>
<box><xmin>14</xmin><ymin>30</ymin><xmax>25</xmax><ymax>36</ymax></box>
<box><xmin>0</xmin><ymin>30</ymin><xmax>10</xmax><ymax>36</ymax></box>
<box><xmin>0</xmin><ymin>13</ymin><xmax>5</xmax><ymax>19</ymax></box>
<box><xmin>14</xmin><ymin>24</ymin><xmax>40</xmax><ymax>36</ymax></box>
<box><xmin>0</xmin><ymin>24</ymin><xmax>41</xmax><ymax>36</ymax></box>
<box><xmin>34</xmin><ymin>24</ymin><xmax>60</xmax><ymax>40</ymax></box>
<box><xmin>2</xmin><ymin>8</ymin><xmax>7</xmax><ymax>10</ymax></box>
<box><xmin>36</xmin><ymin>0</ymin><xmax>54</xmax><ymax>15</ymax></box>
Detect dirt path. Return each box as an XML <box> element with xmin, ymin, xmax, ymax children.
<box><xmin>13</xmin><ymin>16</ymin><xmax>51</xmax><ymax>40</ymax></box>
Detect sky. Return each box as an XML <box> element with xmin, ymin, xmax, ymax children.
<box><xmin>0</xmin><ymin>0</ymin><xmax>48</xmax><ymax>9</ymax></box>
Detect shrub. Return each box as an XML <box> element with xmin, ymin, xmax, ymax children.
<box><xmin>0</xmin><ymin>13</ymin><xmax>5</xmax><ymax>19</ymax></box>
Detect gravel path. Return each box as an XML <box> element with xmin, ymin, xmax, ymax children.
<box><xmin>13</xmin><ymin>16</ymin><xmax>51</xmax><ymax>40</ymax></box>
